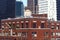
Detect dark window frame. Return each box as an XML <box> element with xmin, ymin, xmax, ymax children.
<box><xmin>25</xmin><ymin>23</ymin><xmax>29</xmax><ymax>28</ymax></box>
<box><xmin>32</xmin><ymin>23</ymin><xmax>36</xmax><ymax>28</ymax></box>
<box><xmin>41</xmin><ymin>23</ymin><xmax>44</xmax><ymax>28</ymax></box>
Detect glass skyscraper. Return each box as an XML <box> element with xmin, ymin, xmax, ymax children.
<box><xmin>15</xmin><ymin>1</ymin><xmax>24</xmax><ymax>17</ymax></box>
<box><xmin>0</xmin><ymin>0</ymin><xmax>15</xmax><ymax>19</ymax></box>
<box><xmin>0</xmin><ymin>0</ymin><xmax>24</xmax><ymax>19</ymax></box>
<box><xmin>57</xmin><ymin>0</ymin><xmax>60</xmax><ymax>20</ymax></box>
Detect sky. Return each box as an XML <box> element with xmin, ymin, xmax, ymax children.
<box><xmin>17</xmin><ymin>0</ymin><xmax>27</xmax><ymax>6</ymax></box>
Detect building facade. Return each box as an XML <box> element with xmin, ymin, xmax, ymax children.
<box><xmin>27</xmin><ymin>0</ymin><xmax>57</xmax><ymax>21</ymax></box>
<box><xmin>0</xmin><ymin>0</ymin><xmax>15</xmax><ymax>19</ymax></box>
<box><xmin>24</xmin><ymin>9</ymin><xmax>32</xmax><ymax>17</ymax></box>
<box><xmin>1</xmin><ymin>14</ymin><xmax>60</xmax><ymax>40</ymax></box>
<box><xmin>38</xmin><ymin>0</ymin><xmax>57</xmax><ymax>21</ymax></box>
<box><xmin>27</xmin><ymin>0</ymin><xmax>38</xmax><ymax>14</ymax></box>
<box><xmin>38</xmin><ymin>0</ymin><xmax>48</xmax><ymax>14</ymax></box>
<box><xmin>15</xmin><ymin>1</ymin><xmax>24</xmax><ymax>17</ymax></box>
<box><xmin>56</xmin><ymin>0</ymin><xmax>60</xmax><ymax>20</ymax></box>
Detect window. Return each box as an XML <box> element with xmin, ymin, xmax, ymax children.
<box><xmin>32</xmin><ymin>32</ymin><xmax>37</xmax><ymax>40</ymax></box>
<box><xmin>33</xmin><ymin>23</ymin><xmax>36</xmax><ymax>28</ymax></box>
<box><xmin>41</xmin><ymin>23</ymin><xmax>44</xmax><ymax>28</ymax></box>
<box><xmin>12</xmin><ymin>32</ymin><xmax>17</xmax><ymax>36</ymax></box>
<box><xmin>9</xmin><ymin>22</ymin><xmax>11</xmax><ymax>24</ymax></box>
<box><xmin>51</xmin><ymin>38</ymin><xmax>55</xmax><ymax>40</ymax></box>
<box><xmin>18</xmin><ymin>32</ymin><xmax>21</xmax><ymax>36</ymax></box>
<box><xmin>51</xmin><ymin>32</ymin><xmax>55</xmax><ymax>36</ymax></box>
<box><xmin>32</xmin><ymin>32</ymin><xmax>37</xmax><ymax>37</ymax></box>
<box><xmin>56</xmin><ymin>26</ymin><xmax>59</xmax><ymax>30</ymax></box>
<box><xmin>21</xmin><ymin>23</ymin><xmax>24</xmax><ymax>28</ymax></box>
<box><xmin>26</xmin><ymin>23</ymin><xmax>28</xmax><ymax>28</ymax></box>
<box><xmin>44</xmin><ymin>32</ymin><xmax>48</xmax><ymax>37</ymax></box>
<box><xmin>16</xmin><ymin>21</ymin><xmax>19</xmax><ymax>23</ymax></box>
<box><xmin>12</xmin><ymin>22</ymin><xmax>15</xmax><ymax>24</ymax></box>
<box><xmin>13</xmin><ymin>32</ymin><xmax>16</xmax><ymax>35</ymax></box>
<box><xmin>4</xmin><ymin>33</ymin><xmax>9</xmax><ymax>36</ymax></box>
<box><xmin>16</xmin><ymin>24</ymin><xmax>20</xmax><ymax>28</ymax></box>
<box><xmin>2</xmin><ymin>26</ymin><xmax>4</xmax><ymax>29</ymax></box>
<box><xmin>56</xmin><ymin>32</ymin><xmax>60</xmax><ymax>36</ymax></box>
<box><xmin>22</xmin><ymin>32</ymin><xmax>27</xmax><ymax>37</ymax></box>
<box><xmin>25</xmin><ymin>21</ymin><xmax>29</xmax><ymax>23</ymax></box>
<box><xmin>51</xmin><ymin>26</ymin><xmax>55</xmax><ymax>29</ymax></box>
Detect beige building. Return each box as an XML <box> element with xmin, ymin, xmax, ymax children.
<box><xmin>24</xmin><ymin>9</ymin><xmax>32</xmax><ymax>17</ymax></box>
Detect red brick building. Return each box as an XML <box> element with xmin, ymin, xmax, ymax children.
<box><xmin>0</xmin><ymin>14</ymin><xmax>60</xmax><ymax>40</ymax></box>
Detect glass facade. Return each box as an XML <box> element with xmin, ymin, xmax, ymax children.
<box><xmin>0</xmin><ymin>0</ymin><xmax>24</xmax><ymax>28</ymax></box>
<box><xmin>0</xmin><ymin>0</ymin><xmax>15</xmax><ymax>19</ymax></box>
<box><xmin>57</xmin><ymin>0</ymin><xmax>60</xmax><ymax>20</ymax></box>
<box><xmin>0</xmin><ymin>0</ymin><xmax>24</xmax><ymax>19</ymax></box>
<box><xmin>15</xmin><ymin>1</ymin><xmax>24</xmax><ymax>17</ymax></box>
